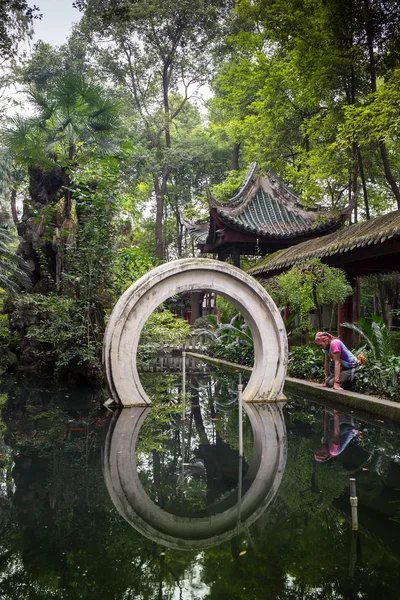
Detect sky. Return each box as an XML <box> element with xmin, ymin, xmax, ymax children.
<box><xmin>30</xmin><ymin>0</ymin><xmax>82</xmax><ymax>47</ymax></box>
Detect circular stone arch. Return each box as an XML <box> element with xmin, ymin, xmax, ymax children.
<box><xmin>103</xmin><ymin>258</ymin><xmax>287</xmax><ymax>406</ymax></box>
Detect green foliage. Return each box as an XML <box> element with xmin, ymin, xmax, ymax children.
<box><xmin>209</xmin><ymin>0</ymin><xmax>400</xmax><ymax>214</ymax></box>
<box><xmin>192</xmin><ymin>316</ymin><xmax>210</xmax><ymax>330</ymax></box>
<box><xmin>140</xmin><ymin>309</ymin><xmax>192</xmax><ymax>347</ymax></box>
<box><xmin>355</xmin><ymin>356</ymin><xmax>400</xmax><ymax>400</ymax></box>
<box><xmin>0</xmin><ymin>219</ymin><xmax>31</xmax><ymax>294</ymax></box>
<box><xmin>2</xmin><ymin>74</ymin><xmax>121</xmax><ymax>171</ymax></box>
<box><xmin>287</xmin><ymin>345</ymin><xmax>324</xmax><ymax>382</ymax></box>
<box><xmin>0</xmin><ymin>311</ymin><xmax>18</xmax><ymax>375</ymax></box>
<box><xmin>138</xmin><ymin>308</ymin><xmax>192</xmax><ymax>364</ymax></box>
<box><xmin>0</xmin><ymin>312</ymin><xmax>8</xmax><ymax>341</ymax></box>
<box><xmin>342</xmin><ymin>315</ymin><xmax>400</xmax><ymax>399</ymax></box>
<box><xmin>342</xmin><ymin>315</ymin><xmax>393</xmax><ymax>362</ymax></box>
<box><xmin>273</xmin><ymin>259</ymin><xmax>353</xmax><ymax>329</ymax></box>
<box><xmin>79</xmin><ymin>0</ymin><xmax>233</xmax><ymax>260</ymax></box>
<box><xmin>197</xmin><ymin>313</ymin><xmax>254</xmax><ymax>366</ymax></box>
<box><xmin>0</xmin><ymin>0</ymin><xmax>40</xmax><ymax>59</ymax></box>
<box><xmin>8</xmin><ymin>294</ymin><xmax>103</xmax><ymax>381</ymax></box>
<box><xmin>112</xmin><ymin>246</ymin><xmax>156</xmax><ymax>296</ymax></box>
<box><xmin>210</xmin><ymin>168</ymin><xmax>248</xmax><ymax>202</ymax></box>
<box><xmin>215</xmin><ymin>296</ymin><xmax>239</xmax><ymax>322</ymax></box>
<box><xmin>67</xmin><ymin>153</ymin><xmax>121</xmax><ymax>301</ymax></box>
<box><xmin>338</xmin><ymin>68</ymin><xmax>400</xmax><ymax>150</ymax></box>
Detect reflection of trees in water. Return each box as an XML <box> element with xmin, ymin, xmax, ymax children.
<box><xmin>0</xmin><ymin>387</ymin><xmax>196</xmax><ymax>599</ymax></box>
<box><xmin>0</xmin><ymin>382</ymin><xmax>400</xmax><ymax>599</ymax></box>
<box><xmin>137</xmin><ymin>372</ymin><xmax>252</xmax><ymax>513</ymax></box>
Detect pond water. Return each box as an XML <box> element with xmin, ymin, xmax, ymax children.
<box><xmin>1</xmin><ymin>371</ymin><xmax>400</xmax><ymax>599</ymax></box>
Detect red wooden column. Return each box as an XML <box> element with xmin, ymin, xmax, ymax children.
<box><xmin>337</xmin><ymin>277</ymin><xmax>356</xmax><ymax>348</ymax></box>
<box><xmin>190</xmin><ymin>292</ymin><xmax>201</xmax><ymax>325</ymax></box>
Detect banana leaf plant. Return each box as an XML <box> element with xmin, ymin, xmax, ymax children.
<box><xmin>193</xmin><ymin>313</ymin><xmax>254</xmax><ymax>366</ymax></box>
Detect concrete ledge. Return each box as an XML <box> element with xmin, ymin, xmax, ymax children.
<box><xmin>185</xmin><ymin>353</ymin><xmax>400</xmax><ymax>421</ymax></box>
<box><xmin>285</xmin><ymin>377</ymin><xmax>400</xmax><ymax>422</ymax></box>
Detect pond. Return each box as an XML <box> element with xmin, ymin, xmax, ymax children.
<box><xmin>0</xmin><ymin>370</ymin><xmax>400</xmax><ymax>599</ymax></box>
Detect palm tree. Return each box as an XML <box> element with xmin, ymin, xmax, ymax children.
<box><xmin>0</xmin><ymin>211</ymin><xmax>31</xmax><ymax>293</ymax></box>
<box><xmin>341</xmin><ymin>315</ymin><xmax>392</xmax><ymax>362</ymax></box>
<box><xmin>1</xmin><ymin>74</ymin><xmax>120</xmax><ymax>290</ymax></box>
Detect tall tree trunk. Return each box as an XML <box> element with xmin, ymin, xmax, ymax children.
<box><xmin>312</xmin><ymin>286</ymin><xmax>323</xmax><ymax>331</ymax></box>
<box><xmin>154</xmin><ymin>169</ymin><xmax>169</xmax><ymax>261</ymax></box>
<box><xmin>377</xmin><ymin>274</ymin><xmax>388</xmax><ymax>325</ymax></box>
<box><xmin>10</xmin><ymin>187</ymin><xmax>18</xmax><ymax>225</ymax></box>
<box><xmin>152</xmin><ymin>66</ymin><xmax>173</xmax><ymax>261</ymax></box>
<box><xmin>379</xmin><ymin>142</ymin><xmax>400</xmax><ymax>209</ymax></box>
<box><xmin>232</xmin><ymin>142</ymin><xmax>240</xmax><ymax>170</ymax></box>
<box><xmin>364</xmin><ymin>0</ymin><xmax>400</xmax><ymax>208</ymax></box>
<box><xmin>356</xmin><ymin>145</ymin><xmax>370</xmax><ymax>219</ymax></box>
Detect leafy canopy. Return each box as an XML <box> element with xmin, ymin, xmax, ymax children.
<box><xmin>272</xmin><ymin>258</ymin><xmax>353</xmax><ymax>328</ymax></box>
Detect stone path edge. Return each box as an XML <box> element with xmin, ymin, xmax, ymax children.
<box><xmin>185</xmin><ymin>352</ymin><xmax>400</xmax><ymax>420</ymax></box>
<box><xmin>285</xmin><ymin>377</ymin><xmax>400</xmax><ymax>421</ymax></box>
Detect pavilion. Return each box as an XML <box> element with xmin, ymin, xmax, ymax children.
<box><xmin>181</xmin><ymin>163</ymin><xmax>349</xmax><ymax>268</ymax></box>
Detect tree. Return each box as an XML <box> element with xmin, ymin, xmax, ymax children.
<box><xmin>209</xmin><ymin>0</ymin><xmax>400</xmax><ymax>217</ymax></box>
<box><xmin>17</xmin><ymin>35</ymin><xmax>93</xmax><ymax>89</ymax></box>
<box><xmin>77</xmin><ymin>0</ymin><xmax>232</xmax><ymax>259</ymax></box>
<box><xmin>0</xmin><ymin>211</ymin><xmax>30</xmax><ymax>293</ymax></box>
<box><xmin>0</xmin><ymin>0</ymin><xmax>41</xmax><ymax>60</ymax></box>
<box><xmin>271</xmin><ymin>259</ymin><xmax>353</xmax><ymax>331</ymax></box>
<box><xmin>2</xmin><ymin>73</ymin><xmax>120</xmax><ymax>290</ymax></box>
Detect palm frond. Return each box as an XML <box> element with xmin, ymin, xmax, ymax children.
<box><xmin>341</xmin><ymin>321</ymin><xmax>376</xmax><ymax>355</ymax></box>
<box><xmin>342</xmin><ymin>315</ymin><xmax>393</xmax><ymax>362</ymax></box>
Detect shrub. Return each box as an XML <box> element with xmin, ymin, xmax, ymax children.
<box><xmin>138</xmin><ymin>308</ymin><xmax>192</xmax><ymax>364</ymax></box>
<box><xmin>287</xmin><ymin>345</ymin><xmax>324</xmax><ymax>382</ymax></box>
<box><xmin>355</xmin><ymin>356</ymin><xmax>400</xmax><ymax>400</ymax></box>
<box><xmin>195</xmin><ymin>313</ymin><xmax>254</xmax><ymax>367</ymax></box>
<box><xmin>342</xmin><ymin>315</ymin><xmax>400</xmax><ymax>400</ymax></box>
<box><xmin>5</xmin><ymin>294</ymin><xmax>103</xmax><ymax>381</ymax></box>
<box><xmin>272</xmin><ymin>259</ymin><xmax>353</xmax><ymax>330</ymax></box>
<box><xmin>342</xmin><ymin>315</ymin><xmax>393</xmax><ymax>362</ymax></box>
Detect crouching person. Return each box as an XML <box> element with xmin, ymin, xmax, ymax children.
<box><xmin>314</xmin><ymin>331</ymin><xmax>358</xmax><ymax>391</ymax></box>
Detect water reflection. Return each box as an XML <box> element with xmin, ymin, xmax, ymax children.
<box><xmin>103</xmin><ymin>399</ymin><xmax>287</xmax><ymax>550</ymax></box>
<box><xmin>1</xmin><ymin>377</ymin><xmax>400</xmax><ymax>599</ymax></box>
<box><xmin>314</xmin><ymin>408</ymin><xmax>362</xmax><ymax>462</ymax></box>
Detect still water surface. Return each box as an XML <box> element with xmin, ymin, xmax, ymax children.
<box><xmin>0</xmin><ymin>371</ymin><xmax>400</xmax><ymax>599</ymax></box>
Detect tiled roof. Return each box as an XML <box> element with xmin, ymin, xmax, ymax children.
<box><xmin>179</xmin><ymin>211</ymin><xmax>209</xmax><ymax>245</ymax></box>
<box><xmin>249</xmin><ymin>210</ymin><xmax>400</xmax><ymax>277</ymax></box>
<box><xmin>213</xmin><ymin>185</ymin><xmax>336</xmax><ymax>238</ymax></box>
<box><xmin>180</xmin><ymin>163</ymin><xmax>344</xmax><ymax>249</ymax></box>
<box><xmin>208</xmin><ymin>163</ymin><xmax>337</xmax><ymax>239</ymax></box>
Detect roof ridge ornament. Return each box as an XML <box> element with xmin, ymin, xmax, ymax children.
<box><xmin>207</xmin><ymin>162</ymin><xmax>259</xmax><ymax>209</ymax></box>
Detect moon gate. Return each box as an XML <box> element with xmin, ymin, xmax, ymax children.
<box><xmin>103</xmin><ymin>258</ymin><xmax>288</xmax><ymax>406</ymax></box>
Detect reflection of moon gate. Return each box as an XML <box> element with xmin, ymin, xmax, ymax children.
<box><xmin>104</xmin><ymin>402</ymin><xmax>287</xmax><ymax>550</ymax></box>
<box><xmin>103</xmin><ymin>258</ymin><xmax>287</xmax><ymax>406</ymax></box>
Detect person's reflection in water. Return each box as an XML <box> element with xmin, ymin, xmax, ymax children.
<box><xmin>314</xmin><ymin>408</ymin><xmax>362</xmax><ymax>462</ymax></box>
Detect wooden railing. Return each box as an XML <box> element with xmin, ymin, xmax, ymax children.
<box><xmin>139</xmin><ymin>334</ymin><xmax>211</xmax><ymax>373</ymax></box>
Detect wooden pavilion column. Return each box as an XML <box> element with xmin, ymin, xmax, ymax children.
<box><xmin>231</xmin><ymin>246</ymin><xmax>241</xmax><ymax>268</ymax></box>
<box><xmin>337</xmin><ymin>277</ymin><xmax>357</xmax><ymax>349</ymax></box>
<box><xmin>190</xmin><ymin>292</ymin><xmax>202</xmax><ymax>325</ymax></box>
